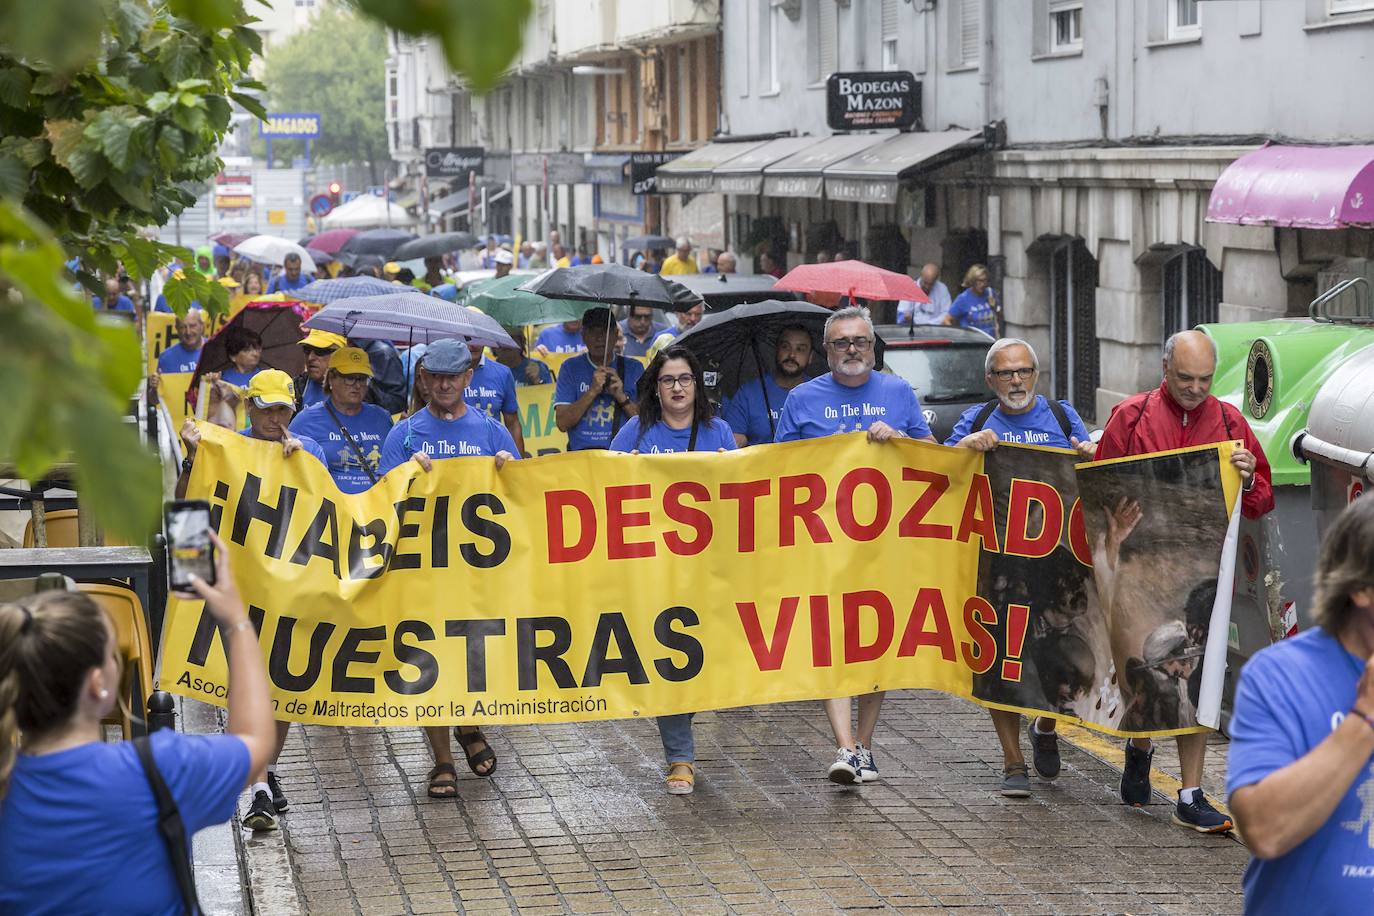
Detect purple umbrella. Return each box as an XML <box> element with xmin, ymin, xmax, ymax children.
<box><xmin>301</xmin><ymin>290</ymin><xmax>518</xmax><ymax>350</ymax></box>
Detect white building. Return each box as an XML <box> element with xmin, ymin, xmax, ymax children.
<box><xmin>705</xmin><ymin>0</ymin><xmax>1374</xmax><ymax>421</ymax></box>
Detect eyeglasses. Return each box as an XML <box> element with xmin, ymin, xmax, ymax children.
<box><xmin>333</xmin><ymin>374</ymin><xmax>369</xmax><ymax>385</ymax></box>
<box><xmin>304</xmin><ymin>346</ymin><xmax>334</xmax><ymax>357</ymax></box>
<box><xmin>825</xmin><ymin>337</ymin><xmax>873</xmax><ymax>352</ymax></box>
<box><xmin>658</xmin><ymin>375</ymin><xmax>696</xmax><ymax>389</ymax></box>
<box><xmin>990</xmin><ymin>367</ymin><xmax>1035</xmax><ymax>381</ymax></box>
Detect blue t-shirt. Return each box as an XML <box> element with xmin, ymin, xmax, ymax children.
<box><xmin>553</xmin><ymin>354</ymin><xmax>646</xmax><ymax>450</ymax></box>
<box><xmin>536</xmin><ymin>325</ymin><xmax>586</xmax><ymax>354</ymax></box>
<box><xmin>92</xmin><ymin>294</ymin><xmax>134</xmax><ymax>313</ymax></box>
<box><xmin>150</xmin><ymin>295</ymin><xmax>178</xmax><ymax>313</ymax></box>
<box><xmin>0</xmin><ymin>731</ymin><xmax>249</xmax><ymax>916</ymax></box>
<box><xmin>220</xmin><ymin>366</ymin><xmax>263</xmax><ymax>388</ymax></box>
<box><xmin>510</xmin><ymin>357</ymin><xmax>554</xmax><ymax>387</ymax></box>
<box><xmin>1227</xmin><ymin>628</ymin><xmax>1374</xmax><ymax>915</ymax></box>
<box><xmin>266</xmin><ymin>273</ymin><xmax>312</xmax><ymax>294</ymax></box>
<box><xmin>157</xmin><ymin>342</ymin><xmax>203</xmax><ymax>374</ymax></box>
<box><xmin>773</xmin><ymin>371</ymin><xmax>932</xmax><ymax>442</ymax></box>
<box><xmin>238</xmin><ymin>426</ymin><xmax>328</xmax><ymax>466</ymax></box>
<box><xmin>379</xmin><ymin>406</ymin><xmax>520</xmax><ymax>474</ymax></box>
<box><xmin>464</xmin><ymin>357</ymin><xmax>519</xmax><ymax>418</ymax></box>
<box><xmin>610</xmin><ymin>416</ymin><xmax>737</xmax><ymax>454</ymax></box>
<box><xmin>289</xmin><ymin>400</ymin><xmax>394</xmax><ymax>493</ymax></box>
<box><xmin>943</xmin><ymin>396</ymin><xmax>1089</xmax><ymax>449</ymax></box>
<box><xmin>722</xmin><ymin>375</ymin><xmax>796</xmax><ymax>446</ymax></box>
<box><xmin>619</xmin><ymin>319</ymin><xmax>668</xmax><ymax>358</ymax></box>
<box><xmin>301</xmin><ymin>378</ymin><xmax>326</xmax><ymax>408</ymax></box>
<box><xmin>948</xmin><ymin>287</ymin><xmax>998</xmax><ymax>335</ymax></box>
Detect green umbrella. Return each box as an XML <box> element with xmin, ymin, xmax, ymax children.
<box><xmin>460</xmin><ymin>275</ymin><xmax>587</xmax><ymax>326</ymax></box>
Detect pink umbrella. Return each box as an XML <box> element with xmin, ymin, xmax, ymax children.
<box><xmin>775</xmin><ymin>259</ymin><xmax>929</xmax><ymax>306</ymax></box>
<box><xmin>209</xmin><ymin>231</ymin><xmax>254</xmax><ymax>249</ymax></box>
<box><xmin>305</xmin><ymin>228</ymin><xmax>360</xmax><ymax>255</ymax></box>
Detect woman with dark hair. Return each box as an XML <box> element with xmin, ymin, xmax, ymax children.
<box><xmin>0</xmin><ymin>536</ymin><xmax>275</xmax><ymax>912</ymax></box>
<box><xmin>1227</xmin><ymin>497</ymin><xmax>1374</xmax><ymax>913</ymax></box>
<box><xmin>220</xmin><ymin>327</ymin><xmax>264</xmax><ymax>387</ymax></box>
<box><xmin>610</xmin><ymin>346</ymin><xmax>735</xmax><ymax>455</ymax></box>
<box><xmin>609</xmin><ymin>346</ymin><xmax>735</xmax><ymax>795</ymax></box>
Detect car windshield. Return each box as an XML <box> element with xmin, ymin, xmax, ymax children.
<box><xmin>882</xmin><ymin>345</ymin><xmax>990</xmax><ymax>402</ymax></box>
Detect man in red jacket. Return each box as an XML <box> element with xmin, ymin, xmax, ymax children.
<box><xmin>1096</xmin><ymin>329</ymin><xmax>1273</xmax><ymax>833</ymax></box>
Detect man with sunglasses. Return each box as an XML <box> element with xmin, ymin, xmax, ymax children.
<box><xmin>289</xmin><ymin>347</ymin><xmax>394</xmax><ymax>492</ymax></box>
<box><xmin>774</xmin><ymin>305</ymin><xmax>936</xmax><ymax>786</ymax></box>
<box><xmin>293</xmin><ymin>329</ymin><xmax>348</xmax><ymax>411</ymax></box>
<box><xmin>945</xmin><ymin>337</ymin><xmax>1094</xmax><ymax>797</ymax></box>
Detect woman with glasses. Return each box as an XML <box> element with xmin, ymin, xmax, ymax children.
<box><xmin>610</xmin><ymin>346</ymin><xmax>736</xmax><ymax>793</ymax></box>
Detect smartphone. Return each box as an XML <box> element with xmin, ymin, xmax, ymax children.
<box><xmin>165</xmin><ymin>499</ymin><xmax>216</xmax><ymax>591</ymax></box>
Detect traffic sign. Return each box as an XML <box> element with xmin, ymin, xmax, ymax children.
<box><xmin>309</xmin><ymin>193</ymin><xmax>334</xmax><ymax>217</ymax></box>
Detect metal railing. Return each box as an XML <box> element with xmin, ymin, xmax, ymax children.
<box><xmin>1309</xmin><ymin>276</ymin><xmax>1374</xmax><ymax>324</ymax></box>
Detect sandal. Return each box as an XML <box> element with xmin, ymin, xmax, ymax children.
<box><xmin>454</xmin><ymin>726</ymin><xmax>497</xmax><ymax>777</ymax></box>
<box><xmin>665</xmin><ymin>762</ymin><xmax>694</xmax><ymax>796</ymax></box>
<box><xmin>427</xmin><ymin>762</ymin><xmax>458</xmax><ymax>798</ymax></box>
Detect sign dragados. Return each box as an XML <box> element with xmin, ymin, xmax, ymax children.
<box><xmin>160</xmin><ymin>424</ymin><xmax>1240</xmax><ymax>737</ymax></box>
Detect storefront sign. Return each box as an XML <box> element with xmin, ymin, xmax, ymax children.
<box><xmin>513</xmin><ymin>152</ymin><xmax>588</xmax><ymax>185</ymax></box>
<box><xmin>213</xmin><ymin>173</ymin><xmax>253</xmax><ymax>210</ymax></box>
<box><xmin>717</xmin><ymin>174</ymin><xmax>765</xmax><ymax>196</ymax></box>
<box><xmin>825</xmin><ymin>177</ymin><xmax>900</xmax><ymax>204</ymax></box>
<box><xmin>826</xmin><ymin>71</ymin><xmax>920</xmax><ymax>131</ymax></box>
<box><xmin>259</xmin><ymin>112</ymin><xmax>322</xmax><ymax>139</ymax></box>
<box><xmin>585</xmin><ymin>154</ymin><xmax>629</xmax><ymax>186</ymax></box>
<box><xmin>762</xmin><ymin>175</ymin><xmax>824</xmax><ymax>198</ymax></box>
<box><xmin>424</xmin><ymin>146</ymin><xmax>485</xmax><ymax>178</ymax></box>
<box><xmin>655</xmin><ymin>173</ymin><xmax>715</xmax><ymax>194</ymax></box>
<box><xmin>630</xmin><ymin>151</ymin><xmax>684</xmax><ymax>195</ymax></box>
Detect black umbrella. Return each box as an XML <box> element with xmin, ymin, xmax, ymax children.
<box><xmin>337</xmin><ymin>228</ymin><xmax>417</xmax><ymax>261</ymax></box>
<box><xmin>189</xmin><ymin>303</ymin><xmax>310</xmax><ymax>396</ymax></box>
<box><xmin>621</xmin><ymin>234</ymin><xmax>674</xmax><ymax>253</ymax></box>
<box><xmin>517</xmin><ymin>264</ymin><xmax>702</xmax><ymax>310</ymax></box>
<box><xmin>392</xmin><ymin>231</ymin><xmax>479</xmax><ymax>261</ymax></box>
<box><xmin>674</xmin><ymin>299</ymin><xmax>887</xmax><ymax>436</ymax></box>
<box><xmin>336</xmin><ymin>251</ymin><xmax>387</xmax><ymax>271</ymax></box>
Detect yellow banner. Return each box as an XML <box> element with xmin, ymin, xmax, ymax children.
<box><xmin>517</xmin><ymin>383</ymin><xmax>567</xmax><ymax>456</ymax></box>
<box><xmin>159</xmin><ymin>425</ymin><xmax>1239</xmax><ymax>734</ymax></box>
<box><xmin>157</xmin><ymin>373</ymin><xmax>194</xmax><ymax>432</ymax></box>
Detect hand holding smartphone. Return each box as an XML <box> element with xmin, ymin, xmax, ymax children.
<box><xmin>165</xmin><ymin>499</ymin><xmax>216</xmax><ymax>592</ymax></box>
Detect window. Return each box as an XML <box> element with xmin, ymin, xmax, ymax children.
<box><xmin>1330</xmin><ymin>0</ymin><xmax>1374</xmax><ymax>13</ymax></box>
<box><xmin>881</xmin><ymin>0</ymin><xmax>900</xmax><ymax>70</ymax></box>
<box><xmin>1049</xmin><ymin>239</ymin><xmax>1100</xmax><ymax>421</ymax></box>
<box><xmin>1050</xmin><ymin>1</ymin><xmax>1083</xmax><ymax>53</ymax></box>
<box><xmin>809</xmin><ymin>0</ymin><xmax>839</xmax><ymax>83</ymax></box>
<box><xmin>757</xmin><ymin>0</ymin><xmax>780</xmax><ymax>94</ymax></box>
<box><xmin>1168</xmin><ymin>0</ymin><xmax>1201</xmax><ymax>38</ymax></box>
<box><xmin>949</xmin><ymin>0</ymin><xmax>981</xmax><ymax>69</ymax></box>
<box><xmin>1162</xmin><ymin>248</ymin><xmax>1222</xmax><ymax>342</ymax></box>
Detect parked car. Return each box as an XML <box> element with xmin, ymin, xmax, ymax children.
<box><xmin>874</xmin><ymin>323</ymin><xmax>994</xmax><ymax>443</ymax></box>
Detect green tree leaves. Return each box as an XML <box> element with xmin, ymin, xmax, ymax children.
<box><xmin>353</xmin><ymin>0</ymin><xmax>533</xmax><ymax>93</ymax></box>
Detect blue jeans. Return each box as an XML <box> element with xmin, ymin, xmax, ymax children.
<box><xmin>657</xmin><ymin>713</ymin><xmax>695</xmax><ymax>764</ymax></box>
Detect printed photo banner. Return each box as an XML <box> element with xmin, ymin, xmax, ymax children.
<box><xmin>159</xmin><ymin>424</ymin><xmax>1239</xmax><ymax>736</ymax></box>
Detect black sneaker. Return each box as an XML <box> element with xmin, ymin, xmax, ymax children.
<box><xmin>1173</xmin><ymin>794</ymin><xmax>1234</xmax><ymax>834</ymax></box>
<box><xmin>267</xmin><ymin>772</ymin><xmax>288</xmax><ymax>813</ymax></box>
<box><xmin>243</xmin><ymin>790</ymin><xmax>278</xmax><ymax>832</ymax></box>
<box><xmin>1120</xmin><ymin>740</ymin><xmax>1153</xmax><ymax>806</ymax></box>
<box><xmin>1028</xmin><ymin>720</ymin><xmax>1061</xmax><ymax>779</ymax></box>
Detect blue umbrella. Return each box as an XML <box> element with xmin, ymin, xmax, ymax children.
<box><xmin>294</xmin><ymin>276</ymin><xmax>399</xmax><ymax>304</ymax></box>
<box><xmin>301</xmin><ymin>290</ymin><xmax>517</xmax><ymax>350</ymax></box>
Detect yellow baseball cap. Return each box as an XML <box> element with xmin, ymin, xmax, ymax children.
<box><xmin>384</xmin><ymin>261</ymin><xmax>401</xmax><ymax>275</ymax></box>
<box><xmin>328</xmin><ymin>346</ymin><xmax>374</xmax><ymax>377</ymax></box>
<box><xmin>244</xmin><ymin>369</ymin><xmax>295</xmax><ymax>408</ymax></box>
<box><xmin>300</xmin><ymin>328</ymin><xmax>347</xmax><ymax>351</ymax></box>
<box><xmin>218</xmin><ymin>276</ymin><xmax>240</xmax><ymax>288</ymax></box>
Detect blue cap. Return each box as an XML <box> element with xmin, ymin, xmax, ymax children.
<box><xmin>431</xmin><ymin>283</ymin><xmax>459</xmax><ymax>302</ymax></box>
<box><xmin>420</xmin><ymin>338</ymin><xmax>472</xmax><ymax>374</ymax></box>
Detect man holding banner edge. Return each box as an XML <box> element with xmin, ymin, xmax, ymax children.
<box><xmin>1096</xmin><ymin>329</ymin><xmax>1272</xmax><ymax>833</ymax></box>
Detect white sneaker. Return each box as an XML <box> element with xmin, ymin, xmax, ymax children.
<box><xmin>828</xmin><ymin>747</ymin><xmax>860</xmax><ymax>785</ymax></box>
<box><xmin>855</xmin><ymin>743</ymin><xmax>880</xmax><ymax>783</ymax></box>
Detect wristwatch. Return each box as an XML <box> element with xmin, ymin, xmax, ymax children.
<box><xmin>181</xmin><ymin>457</ymin><xmax>194</xmax><ymax>474</ymax></box>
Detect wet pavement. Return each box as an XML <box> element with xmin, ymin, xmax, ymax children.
<box><xmin>221</xmin><ymin>691</ymin><xmax>1249</xmax><ymax>914</ymax></box>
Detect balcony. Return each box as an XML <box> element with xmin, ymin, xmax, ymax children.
<box><xmin>616</xmin><ymin>0</ymin><xmax>719</xmax><ymax>48</ymax></box>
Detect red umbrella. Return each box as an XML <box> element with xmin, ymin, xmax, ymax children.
<box><xmin>209</xmin><ymin>231</ymin><xmax>254</xmax><ymax>249</ymax></box>
<box><xmin>775</xmin><ymin>259</ymin><xmax>929</xmax><ymax>305</ymax></box>
<box><xmin>305</xmin><ymin>228</ymin><xmax>360</xmax><ymax>255</ymax></box>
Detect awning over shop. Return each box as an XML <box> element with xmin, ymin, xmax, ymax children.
<box><xmin>822</xmin><ymin>129</ymin><xmax>984</xmax><ymax>204</ymax></box>
<box><xmin>427</xmin><ymin>191</ymin><xmax>466</xmax><ymax>215</ymax></box>
<box><xmin>763</xmin><ymin>133</ymin><xmax>891</xmax><ymax>199</ymax></box>
<box><xmin>655</xmin><ymin>139</ymin><xmax>770</xmax><ymax>193</ymax></box>
<box><xmin>585</xmin><ymin>154</ymin><xmax>630</xmax><ymax>185</ymax></box>
<box><xmin>1207</xmin><ymin>144</ymin><xmax>1374</xmax><ymax>230</ymax></box>
<box><xmin>711</xmin><ymin>136</ymin><xmax>817</xmax><ymax>196</ymax></box>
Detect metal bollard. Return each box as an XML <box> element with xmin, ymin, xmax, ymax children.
<box><xmin>146</xmin><ymin>690</ymin><xmax>177</xmax><ymax>733</ymax></box>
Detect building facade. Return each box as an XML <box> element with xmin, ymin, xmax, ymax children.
<box><xmin>711</xmin><ymin>0</ymin><xmax>1374</xmax><ymax>420</ymax></box>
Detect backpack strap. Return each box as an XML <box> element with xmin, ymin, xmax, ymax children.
<box><xmin>610</xmin><ymin>356</ymin><xmax>629</xmax><ymax>438</ymax></box>
<box><xmin>324</xmin><ymin>402</ymin><xmax>379</xmax><ymax>485</ymax></box>
<box><xmin>688</xmin><ymin>420</ymin><xmax>700</xmax><ymax>452</ymax></box>
<box><xmin>970</xmin><ymin>399</ymin><xmax>999</xmax><ymax>433</ymax></box>
<box><xmin>134</xmin><ymin>736</ymin><xmax>201</xmax><ymax>916</ymax></box>
<box><xmin>1044</xmin><ymin>397</ymin><xmax>1074</xmax><ymax>443</ymax></box>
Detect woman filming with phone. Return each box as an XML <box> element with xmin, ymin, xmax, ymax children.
<box><xmin>0</xmin><ymin>533</ymin><xmax>275</xmax><ymax>914</ymax></box>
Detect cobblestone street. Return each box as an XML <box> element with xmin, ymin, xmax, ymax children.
<box><xmin>232</xmin><ymin>691</ymin><xmax>1248</xmax><ymax>914</ymax></box>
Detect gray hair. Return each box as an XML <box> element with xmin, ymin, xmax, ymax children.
<box><xmin>1163</xmin><ymin>331</ymin><xmax>1217</xmax><ymax>366</ymax></box>
<box><xmin>1313</xmin><ymin>498</ymin><xmax>1374</xmax><ymax>633</ymax></box>
<box><xmin>823</xmin><ymin>305</ymin><xmax>874</xmax><ymax>340</ymax></box>
<box><xmin>985</xmin><ymin>337</ymin><xmax>1039</xmax><ymax>375</ymax></box>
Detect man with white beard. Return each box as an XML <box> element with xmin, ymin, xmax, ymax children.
<box><xmin>946</xmin><ymin>337</ymin><xmax>1096</xmax><ymax>796</ymax></box>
